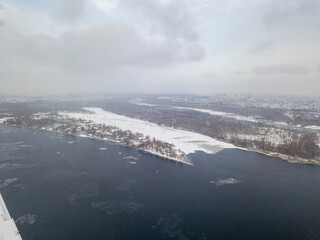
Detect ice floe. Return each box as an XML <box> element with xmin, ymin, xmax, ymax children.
<box><xmin>210</xmin><ymin>178</ymin><xmax>242</xmax><ymax>186</ymax></box>
<box><xmin>123</xmin><ymin>156</ymin><xmax>138</xmax><ymax>160</ymax></box>
<box><xmin>127</xmin><ymin>161</ymin><xmax>137</xmax><ymax>165</ymax></box>
<box><xmin>0</xmin><ymin>178</ymin><xmax>18</xmax><ymax>189</ymax></box>
<box><xmin>15</xmin><ymin>214</ymin><xmax>36</xmax><ymax>225</ymax></box>
<box><xmin>91</xmin><ymin>200</ymin><xmax>143</xmax><ymax>214</ymax></box>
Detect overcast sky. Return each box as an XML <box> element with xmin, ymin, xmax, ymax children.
<box><xmin>0</xmin><ymin>0</ymin><xmax>320</xmax><ymax>96</ymax></box>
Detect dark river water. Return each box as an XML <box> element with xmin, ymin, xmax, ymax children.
<box><xmin>0</xmin><ymin>124</ymin><xmax>319</xmax><ymax>240</ymax></box>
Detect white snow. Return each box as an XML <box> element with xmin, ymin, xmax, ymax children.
<box><xmin>135</xmin><ymin>103</ymin><xmax>157</xmax><ymax>107</ymax></box>
<box><xmin>174</xmin><ymin>107</ymin><xmax>258</xmax><ymax>122</ymax></box>
<box><xmin>59</xmin><ymin>107</ymin><xmax>237</xmax><ymax>155</ymax></box>
<box><xmin>0</xmin><ymin>194</ymin><xmax>22</xmax><ymax>240</ymax></box>
<box><xmin>305</xmin><ymin>125</ymin><xmax>320</xmax><ymax>130</ymax></box>
<box><xmin>31</xmin><ymin>112</ymin><xmax>51</xmax><ymax>120</ymax></box>
<box><xmin>0</xmin><ymin>117</ymin><xmax>13</xmax><ymax>124</ymax></box>
<box><xmin>135</xmin><ymin>102</ymin><xmax>258</xmax><ymax>123</ymax></box>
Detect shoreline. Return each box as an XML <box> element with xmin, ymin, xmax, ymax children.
<box><xmin>251</xmin><ymin>149</ymin><xmax>320</xmax><ymax>165</ymax></box>
<box><xmin>0</xmin><ymin>123</ymin><xmax>193</xmax><ymax>166</ymax></box>
<box><xmin>228</xmin><ymin>141</ymin><xmax>320</xmax><ymax>165</ymax></box>
<box><xmin>77</xmin><ymin>134</ymin><xmax>193</xmax><ymax>165</ymax></box>
<box><xmin>1</xmin><ymin>122</ymin><xmax>319</xmax><ymax>166</ymax></box>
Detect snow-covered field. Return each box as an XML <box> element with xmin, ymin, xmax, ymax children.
<box><xmin>59</xmin><ymin>107</ymin><xmax>237</xmax><ymax>155</ymax></box>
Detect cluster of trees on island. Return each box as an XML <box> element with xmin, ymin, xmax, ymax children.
<box><xmin>229</xmin><ymin>132</ymin><xmax>319</xmax><ymax>159</ymax></box>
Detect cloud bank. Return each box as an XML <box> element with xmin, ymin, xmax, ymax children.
<box><xmin>0</xmin><ymin>0</ymin><xmax>319</xmax><ymax>96</ymax></box>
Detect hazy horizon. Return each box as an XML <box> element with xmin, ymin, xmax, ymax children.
<box><xmin>1</xmin><ymin>0</ymin><xmax>320</xmax><ymax>96</ymax></box>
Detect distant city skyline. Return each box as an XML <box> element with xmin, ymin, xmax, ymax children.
<box><xmin>0</xmin><ymin>0</ymin><xmax>320</xmax><ymax>96</ymax></box>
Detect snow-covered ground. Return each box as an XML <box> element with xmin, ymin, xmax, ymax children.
<box><xmin>0</xmin><ymin>194</ymin><xmax>22</xmax><ymax>240</ymax></box>
<box><xmin>174</xmin><ymin>106</ymin><xmax>258</xmax><ymax>122</ymax></box>
<box><xmin>305</xmin><ymin>125</ymin><xmax>320</xmax><ymax>131</ymax></box>
<box><xmin>0</xmin><ymin>117</ymin><xmax>13</xmax><ymax>124</ymax></box>
<box><xmin>135</xmin><ymin>103</ymin><xmax>157</xmax><ymax>107</ymax></box>
<box><xmin>59</xmin><ymin>107</ymin><xmax>237</xmax><ymax>155</ymax></box>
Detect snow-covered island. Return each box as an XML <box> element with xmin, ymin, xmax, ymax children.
<box><xmin>2</xmin><ymin>107</ymin><xmax>237</xmax><ymax>165</ymax></box>
<box><xmin>3</xmin><ymin>103</ymin><xmax>320</xmax><ymax>165</ymax></box>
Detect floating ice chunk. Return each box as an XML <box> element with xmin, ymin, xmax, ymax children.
<box><xmin>91</xmin><ymin>200</ymin><xmax>143</xmax><ymax>214</ymax></box>
<box><xmin>15</xmin><ymin>214</ymin><xmax>36</xmax><ymax>225</ymax></box>
<box><xmin>123</xmin><ymin>156</ymin><xmax>138</xmax><ymax>160</ymax></box>
<box><xmin>20</xmin><ymin>145</ymin><xmax>33</xmax><ymax>148</ymax></box>
<box><xmin>0</xmin><ymin>178</ymin><xmax>18</xmax><ymax>188</ymax></box>
<box><xmin>127</xmin><ymin>161</ymin><xmax>137</xmax><ymax>165</ymax></box>
<box><xmin>210</xmin><ymin>178</ymin><xmax>242</xmax><ymax>186</ymax></box>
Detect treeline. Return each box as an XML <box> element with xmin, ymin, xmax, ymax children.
<box><xmin>229</xmin><ymin>132</ymin><xmax>319</xmax><ymax>159</ymax></box>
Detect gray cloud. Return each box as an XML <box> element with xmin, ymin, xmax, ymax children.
<box><xmin>263</xmin><ymin>0</ymin><xmax>320</xmax><ymax>27</ymax></box>
<box><xmin>0</xmin><ymin>1</ymin><xmax>206</xmax><ymax>96</ymax></box>
<box><xmin>186</xmin><ymin>44</ymin><xmax>205</xmax><ymax>61</ymax></box>
<box><xmin>200</xmin><ymin>72</ymin><xmax>216</xmax><ymax>79</ymax></box>
<box><xmin>5</xmin><ymin>22</ymin><xmax>204</xmax><ymax>72</ymax></box>
<box><xmin>121</xmin><ymin>0</ymin><xmax>198</xmax><ymax>41</ymax></box>
<box><xmin>0</xmin><ymin>20</ymin><xmax>4</xmax><ymax>27</ymax></box>
<box><xmin>248</xmin><ymin>41</ymin><xmax>272</xmax><ymax>54</ymax></box>
<box><xmin>1</xmin><ymin>0</ymin><xmax>319</xmax><ymax>96</ymax></box>
<box><xmin>54</xmin><ymin>0</ymin><xmax>86</xmax><ymax>22</ymax></box>
<box><xmin>253</xmin><ymin>64</ymin><xmax>309</xmax><ymax>76</ymax></box>
<box><xmin>233</xmin><ymin>71</ymin><xmax>247</xmax><ymax>76</ymax></box>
